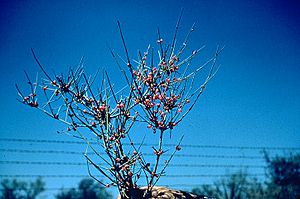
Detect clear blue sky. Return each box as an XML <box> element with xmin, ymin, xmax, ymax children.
<box><xmin>0</xmin><ymin>0</ymin><xmax>300</xmax><ymax>198</ymax></box>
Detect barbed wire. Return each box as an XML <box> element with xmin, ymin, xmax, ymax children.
<box><xmin>1</xmin><ymin>137</ymin><xmax>291</xmax><ymax>195</ymax></box>
<box><xmin>1</xmin><ymin>138</ymin><xmax>299</xmax><ymax>150</ymax></box>
<box><xmin>0</xmin><ymin>148</ymin><xmax>264</xmax><ymax>159</ymax></box>
<box><xmin>0</xmin><ymin>137</ymin><xmax>279</xmax><ymax>196</ymax></box>
<box><xmin>0</xmin><ymin>173</ymin><xmax>266</xmax><ymax>179</ymax></box>
<box><xmin>0</xmin><ymin>184</ymin><xmax>215</xmax><ymax>191</ymax></box>
<box><xmin>0</xmin><ymin>161</ymin><xmax>266</xmax><ymax>168</ymax></box>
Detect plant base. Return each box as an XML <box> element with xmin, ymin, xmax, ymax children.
<box><xmin>117</xmin><ymin>186</ymin><xmax>213</xmax><ymax>199</ymax></box>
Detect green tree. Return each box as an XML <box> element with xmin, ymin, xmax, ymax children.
<box><xmin>243</xmin><ymin>177</ymin><xmax>266</xmax><ymax>199</ymax></box>
<box><xmin>56</xmin><ymin>178</ymin><xmax>112</xmax><ymax>199</ymax></box>
<box><xmin>0</xmin><ymin>178</ymin><xmax>45</xmax><ymax>199</ymax></box>
<box><xmin>265</xmin><ymin>153</ymin><xmax>300</xmax><ymax>199</ymax></box>
<box><xmin>191</xmin><ymin>171</ymin><xmax>263</xmax><ymax>199</ymax></box>
<box><xmin>55</xmin><ymin>188</ymin><xmax>77</xmax><ymax>199</ymax></box>
<box><xmin>192</xmin><ymin>153</ymin><xmax>300</xmax><ymax>199</ymax></box>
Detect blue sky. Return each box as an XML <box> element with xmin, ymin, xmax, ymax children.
<box><xmin>0</xmin><ymin>0</ymin><xmax>300</xmax><ymax>198</ymax></box>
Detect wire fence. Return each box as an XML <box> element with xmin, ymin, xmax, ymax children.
<box><xmin>0</xmin><ymin>148</ymin><xmax>265</xmax><ymax>159</ymax></box>
<box><xmin>0</xmin><ymin>184</ymin><xmax>215</xmax><ymax>191</ymax></box>
<box><xmin>0</xmin><ymin>160</ymin><xmax>266</xmax><ymax>168</ymax></box>
<box><xmin>0</xmin><ymin>173</ymin><xmax>266</xmax><ymax>178</ymax></box>
<box><xmin>1</xmin><ymin>137</ymin><xmax>298</xmax><ymax>196</ymax></box>
<box><xmin>1</xmin><ymin>138</ymin><xmax>299</xmax><ymax>151</ymax></box>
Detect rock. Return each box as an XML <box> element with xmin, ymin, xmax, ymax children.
<box><xmin>117</xmin><ymin>186</ymin><xmax>212</xmax><ymax>199</ymax></box>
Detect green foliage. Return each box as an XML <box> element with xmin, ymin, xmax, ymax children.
<box><xmin>192</xmin><ymin>172</ymin><xmax>266</xmax><ymax>199</ymax></box>
<box><xmin>0</xmin><ymin>178</ymin><xmax>45</xmax><ymax>199</ymax></box>
<box><xmin>192</xmin><ymin>153</ymin><xmax>300</xmax><ymax>199</ymax></box>
<box><xmin>56</xmin><ymin>178</ymin><xmax>112</xmax><ymax>199</ymax></box>
<box><xmin>265</xmin><ymin>153</ymin><xmax>300</xmax><ymax>199</ymax></box>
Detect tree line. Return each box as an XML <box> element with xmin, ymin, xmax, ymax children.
<box><xmin>192</xmin><ymin>153</ymin><xmax>300</xmax><ymax>199</ymax></box>
<box><xmin>1</xmin><ymin>153</ymin><xmax>299</xmax><ymax>199</ymax></box>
